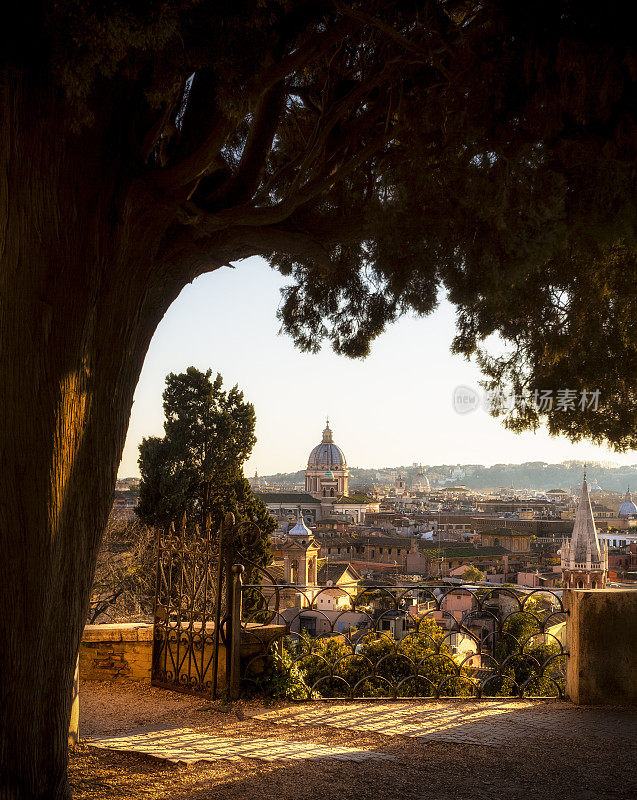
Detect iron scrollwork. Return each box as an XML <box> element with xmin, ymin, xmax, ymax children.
<box><xmin>237</xmin><ymin>578</ymin><xmax>569</xmax><ymax>701</ymax></box>
<box><xmin>151</xmin><ymin>515</ymin><xmax>226</xmax><ymax>698</ymax></box>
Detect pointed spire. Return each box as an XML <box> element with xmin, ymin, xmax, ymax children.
<box><xmin>565</xmin><ymin>473</ymin><xmax>603</xmax><ymax>568</ymax></box>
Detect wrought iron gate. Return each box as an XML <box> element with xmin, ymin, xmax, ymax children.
<box><xmin>151</xmin><ymin>514</ymin><xmax>229</xmax><ymax>698</ymax></box>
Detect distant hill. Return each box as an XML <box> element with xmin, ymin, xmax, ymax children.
<box><xmin>257</xmin><ymin>460</ymin><xmax>637</xmax><ymax>493</ymax></box>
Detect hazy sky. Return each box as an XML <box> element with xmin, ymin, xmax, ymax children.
<box><xmin>118</xmin><ymin>256</ymin><xmax>636</xmax><ymax>478</ymax></box>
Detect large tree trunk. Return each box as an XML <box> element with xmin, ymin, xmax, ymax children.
<box><xmin>0</xmin><ymin>79</ymin><xmax>185</xmax><ymax>798</ymax></box>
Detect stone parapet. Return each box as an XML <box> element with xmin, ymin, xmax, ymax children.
<box><xmin>80</xmin><ymin>623</ymin><xmax>154</xmax><ymax>681</ymax></box>
<box><xmin>79</xmin><ymin>622</ymin><xmax>286</xmax><ymax>684</ymax></box>
<box><xmin>566</xmin><ymin>589</ymin><xmax>637</xmax><ymax>705</ymax></box>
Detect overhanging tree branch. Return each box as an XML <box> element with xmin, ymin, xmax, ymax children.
<box><xmin>210</xmin><ymin>81</ymin><xmax>288</xmax><ymax>208</ymax></box>
<box><xmin>154</xmin><ymin>69</ymin><xmax>233</xmax><ymax>192</ymax></box>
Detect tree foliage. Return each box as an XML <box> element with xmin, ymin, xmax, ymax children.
<box><xmin>137</xmin><ymin>367</ymin><xmax>275</xmax><ymax>568</ymax></box>
<box><xmin>88</xmin><ymin>519</ymin><xmax>156</xmax><ymax>623</ymax></box>
<box><xmin>492</xmin><ymin>600</ymin><xmax>565</xmax><ymax>697</ymax></box>
<box><xmin>263</xmin><ymin>620</ymin><xmax>471</xmax><ymax>699</ymax></box>
<box><xmin>462</xmin><ymin>566</ymin><xmax>485</xmax><ymax>583</ymax></box>
<box><xmin>7</xmin><ymin>1</ymin><xmax>634</xmax><ymax>449</ymax></box>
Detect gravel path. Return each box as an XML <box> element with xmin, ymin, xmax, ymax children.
<box><xmin>71</xmin><ymin>680</ymin><xmax>637</xmax><ymax>800</ymax></box>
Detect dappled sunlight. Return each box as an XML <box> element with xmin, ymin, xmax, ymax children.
<box><xmin>251</xmin><ymin>699</ymin><xmax>637</xmax><ymax>747</ymax></box>
<box><xmin>87</xmin><ymin>727</ymin><xmax>393</xmax><ymax>763</ymax></box>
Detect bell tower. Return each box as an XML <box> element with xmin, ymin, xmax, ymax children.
<box><xmin>560</xmin><ymin>473</ymin><xmax>608</xmax><ymax>589</ymax></box>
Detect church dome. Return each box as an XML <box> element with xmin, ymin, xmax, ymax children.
<box><xmin>308</xmin><ymin>421</ymin><xmax>346</xmax><ymax>468</ymax></box>
<box><xmin>619</xmin><ymin>488</ymin><xmax>637</xmax><ymax>518</ymax></box>
<box><xmin>288</xmin><ymin>513</ymin><xmax>312</xmax><ymax>536</ymax></box>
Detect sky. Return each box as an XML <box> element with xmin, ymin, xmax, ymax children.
<box><xmin>118</xmin><ymin>256</ymin><xmax>636</xmax><ymax>478</ymax></box>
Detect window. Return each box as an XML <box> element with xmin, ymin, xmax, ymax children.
<box><xmin>300</xmin><ymin>616</ymin><xmax>316</xmax><ymax>635</ymax></box>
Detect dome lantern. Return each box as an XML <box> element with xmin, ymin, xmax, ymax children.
<box><xmin>322</xmin><ymin>418</ymin><xmax>334</xmax><ymax>443</ymax></box>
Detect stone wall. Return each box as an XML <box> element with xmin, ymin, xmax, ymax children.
<box><xmin>80</xmin><ymin>623</ymin><xmax>154</xmax><ymax>681</ymax></box>
<box><xmin>80</xmin><ymin>621</ymin><xmax>285</xmax><ymax>686</ymax></box>
<box><xmin>566</xmin><ymin>589</ymin><xmax>637</xmax><ymax>705</ymax></box>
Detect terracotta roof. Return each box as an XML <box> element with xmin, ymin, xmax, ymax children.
<box><xmin>257</xmin><ymin>492</ymin><xmax>320</xmax><ymax>505</ymax></box>
<box><xmin>336</xmin><ymin>493</ymin><xmax>377</xmax><ymax>504</ymax></box>
<box><xmin>317</xmin><ymin>562</ymin><xmax>361</xmax><ymax>585</ymax></box>
<box><xmin>264</xmin><ymin>563</ymin><xmax>285</xmax><ymax>583</ymax></box>
<box><xmin>479</xmin><ymin>528</ymin><xmax>533</xmax><ymax>537</ymax></box>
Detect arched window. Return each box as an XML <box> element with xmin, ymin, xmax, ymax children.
<box><xmin>577</xmin><ymin>580</ymin><xmax>584</xmax><ymax>589</ymax></box>
<box><xmin>330</xmin><ymin>487</ymin><xmax>334</xmax><ymax>497</ymax></box>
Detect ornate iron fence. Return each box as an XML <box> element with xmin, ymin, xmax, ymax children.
<box><xmin>150</xmin><ymin>510</ymin><xmax>568</xmax><ymax>702</ymax></box>
<box><xmin>233</xmin><ymin>576</ymin><xmax>568</xmax><ymax>701</ymax></box>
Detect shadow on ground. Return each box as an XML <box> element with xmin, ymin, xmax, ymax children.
<box><xmin>70</xmin><ymin>681</ymin><xmax>637</xmax><ymax>800</ymax></box>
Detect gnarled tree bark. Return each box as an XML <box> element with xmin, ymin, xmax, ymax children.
<box><xmin>1</xmin><ymin>41</ymin><xmax>363</xmax><ymax>790</ymax></box>
<box><xmin>0</xmin><ymin>79</ymin><xmax>195</xmax><ymax>800</ymax></box>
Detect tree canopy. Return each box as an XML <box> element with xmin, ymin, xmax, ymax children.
<box><xmin>137</xmin><ymin>367</ymin><xmax>274</xmax><ymax>568</ymax></box>
<box><xmin>462</xmin><ymin>566</ymin><xmax>485</xmax><ymax>583</ymax></box>
<box><xmin>6</xmin><ymin>1</ymin><xmax>634</xmax><ymax>449</ymax></box>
